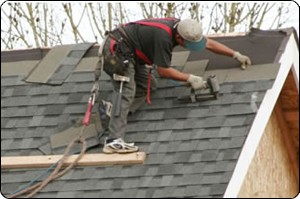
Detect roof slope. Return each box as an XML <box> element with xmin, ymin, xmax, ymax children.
<box><xmin>1</xmin><ymin>28</ymin><xmax>294</xmax><ymax>198</ymax></box>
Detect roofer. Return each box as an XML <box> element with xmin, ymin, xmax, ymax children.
<box><xmin>92</xmin><ymin>18</ymin><xmax>251</xmax><ymax>154</ymax></box>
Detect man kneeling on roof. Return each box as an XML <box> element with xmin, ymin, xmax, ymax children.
<box><xmin>92</xmin><ymin>18</ymin><xmax>251</xmax><ymax>154</ymax></box>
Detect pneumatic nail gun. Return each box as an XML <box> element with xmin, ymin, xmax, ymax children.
<box><xmin>178</xmin><ymin>75</ymin><xmax>220</xmax><ymax>103</ymax></box>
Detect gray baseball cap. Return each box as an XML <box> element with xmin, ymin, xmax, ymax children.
<box><xmin>177</xmin><ymin>19</ymin><xmax>207</xmax><ymax>51</ymax></box>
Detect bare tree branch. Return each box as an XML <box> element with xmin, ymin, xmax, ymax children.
<box><xmin>26</xmin><ymin>3</ymin><xmax>40</xmax><ymax>47</ymax></box>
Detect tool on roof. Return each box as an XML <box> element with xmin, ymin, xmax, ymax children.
<box><xmin>113</xmin><ymin>74</ymin><xmax>130</xmax><ymax>117</ymax></box>
<box><xmin>178</xmin><ymin>75</ymin><xmax>220</xmax><ymax>103</ymax></box>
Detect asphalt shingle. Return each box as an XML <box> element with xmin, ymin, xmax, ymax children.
<box><xmin>1</xmin><ymin>28</ymin><xmax>292</xmax><ymax>198</ymax></box>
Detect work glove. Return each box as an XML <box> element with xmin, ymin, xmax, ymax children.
<box><xmin>233</xmin><ymin>51</ymin><xmax>251</xmax><ymax>70</ymax></box>
<box><xmin>187</xmin><ymin>74</ymin><xmax>207</xmax><ymax>90</ymax></box>
<box><xmin>91</xmin><ymin>80</ymin><xmax>100</xmax><ymax>93</ymax></box>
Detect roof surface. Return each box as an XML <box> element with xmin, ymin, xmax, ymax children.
<box><xmin>1</xmin><ymin>28</ymin><xmax>295</xmax><ymax>198</ymax></box>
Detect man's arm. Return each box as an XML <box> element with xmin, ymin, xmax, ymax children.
<box><xmin>206</xmin><ymin>38</ymin><xmax>251</xmax><ymax>69</ymax></box>
<box><xmin>206</xmin><ymin>38</ymin><xmax>235</xmax><ymax>57</ymax></box>
<box><xmin>157</xmin><ymin>66</ymin><xmax>189</xmax><ymax>81</ymax></box>
<box><xmin>157</xmin><ymin>66</ymin><xmax>207</xmax><ymax>90</ymax></box>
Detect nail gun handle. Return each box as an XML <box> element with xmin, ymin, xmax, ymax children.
<box><xmin>208</xmin><ymin>75</ymin><xmax>219</xmax><ymax>90</ymax></box>
<box><xmin>207</xmin><ymin>75</ymin><xmax>220</xmax><ymax>99</ymax></box>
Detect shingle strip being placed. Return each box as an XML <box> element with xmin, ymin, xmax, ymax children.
<box><xmin>25</xmin><ymin>43</ymin><xmax>95</xmax><ymax>85</ymax></box>
<box><xmin>182</xmin><ymin>59</ymin><xmax>209</xmax><ymax>76</ymax></box>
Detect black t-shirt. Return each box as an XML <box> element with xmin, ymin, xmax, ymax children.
<box><xmin>123</xmin><ymin>18</ymin><xmax>179</xmax><ymax>68</ymax></box>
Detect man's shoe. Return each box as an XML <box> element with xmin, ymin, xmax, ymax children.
<box><xmin>103</xmin><ymin>138</ymin><xmax>139</xmax><ymax>154</ymax></box>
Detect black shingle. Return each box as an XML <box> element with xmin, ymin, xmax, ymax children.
<box><xmin>172</xmin><ymin>185</ymin><xmax>186</xmax><ymax>197</ymax></box>
<box><xmin>163</xmin><ymin>107</ymin><xmax>192</xmax><ymax>119</ymax></box>
<box><xmin>66</xmin><ymin>72</ymin><xmax>94</xmax><ymax>83</ymax></box>
<box><xmin>121</xmin><ymin>189</ymin><xmax>139</xmax><ymax>198</ymax></box>
<box><xmin>11</xmin><ymin>85</ymin><xmax>31</xmax><ymax>96</ymax></box>
<box><xmin>29</xmin><ymin>95</ymin><xmax>49</xmax><ymax>106</ymax></box>
<box><xmin>29</xmin><ymin>116</ymin><xmax>44</xmax><ymax>127</ymax></box>
<box><xmin>215</xmin><ymin>161</ymin><xmax>236</xmax><ymax>172</ymax></box>
<box><xmin>223</xmin><ymin>115</ymin><xmax>247</xmax><ymax>126</ymax></box>
<box><xmin>217</xmin><ymin>149</ymin><xmax>241</xmax><ymax>161</ymax></box>
<box><xmin>67</xmin><ymin>93</ymin><xmax>85</xmax><ymax>104</ymax></box>
<box><xmin>1</xmin><ymin>139</ymin><xmax>14</xmax><ymax>151</ymax></box>
<box><xmin>38</xmin><ymin>142</ymin><xmax>52</xmax><ymax>155</ymax></box>
<box><xmin>40</xmin><ymin>116</ymin><xmax>59</xmax><ymax>127</ymax></box>
<box><xmin>90</xmin><ymin>179</ymin><xmax>114</xmax><ymax>190</ymax></box>
<box><xmin>139</xmin><ymin>176</ymin><xmax>154</xmax><ymax>187</ymax></box>
<box><xmin>153</xmin><ymin>187</ymin><xmax>175</xmax><ymax>198</ymax></box>
<box><xmin>179</xmin><ymin>164</ymin><xmax>195</xmax><ymax>175</ymax></box>
<box><xmin>146</xmin><ymin>154</ymin><xmax>166</xmax><ymax>165</ymax></box>
<box><xmin>173</xmin><ymin>152</ymin><xmax>193</xmax><ymax>163</ymax></box>
<box><xmin>201</xmin><ymin>173</ymin><xmax>223</xmax><ymax>184</ymax></box>
<box><xmin>201</xmin><ymin>150</ymin><xmax>219</xmax><ymax>161</ymax></box>
<box><xmin>230</xmin><ymin>126</ymin><xmax>249</xmax><ymax>137</ymax></box>
<box><xmin>155</xmin><ymin>130</ymin><xmax>173</xmax><ymax>141</ymax></box>
<box><xmin>56</xmin><ymin>191</ymin><xmax>79</xmax><ymax>198</ymax></box>
<box><xmin>44</xmin><ymin>104</ymin><xmax>66</xmax><ymax>115</ymax></box>
<box><xmin>185</xmin><ymin>185</ymin><xmax>211</xmax><ymax>197</ymax></box>
<box><xmin>1</xmin><ymin>87</ymin><xmax>14</xmax><ymax>97</ymax></box>
<box><xmin>178</xmin><ymin>140</ymin><xmax>198</xmax><ymax>151</ymax></box>
<box><xmin>1</xmin><ymin>76</ymin><xmax>21</xmax><ymax>86</ymax></box>
<box><xmin>121</xmin><ymin>178</ymin><xmax>140</xmax><ymax>189</ymax></box>
<box><xmin>80</xmin><ymin>190</ymin><xmax>101</xmax><ymax>198</ymax></box>
<box><xmin>210</xmin><ymin>183</ymin><xmax>227</xmax><ymax>195</ymax></box>
<box><xmin>219</xmin><ymin>136</ymin><xmax>246</xmax><ymax>149</ymax></box>
<box><xmin>147</xmin><ymin>142</ymin><xmax>161</xmax><ymax>153</ymax></box>
<box><xmin>157</xmin><ymin>164</ymin><xmax>182</xmax><ymax>175</ymax></box>
<box><xmin>155</xmin><ymin>142</ymin><xmax>169</xmax><ymax>153</ymax></box>
<box><xmin>2</xmin><ymin>96</ymin><xmax>30</xmax><ymax>107</ymax></box>
<box><xmin>89</xmin><ymin>190</ymin><xmax>113</xmax><ymax>198</ymax></box>
<box><xmin>1</xmin><ymin>28</ymin><xmax>291</xmax><ymax>198</ymax></box>
<box><xmin>220</xmin><ymin>171</ymin><xmax>234</xmax><ymax>184</ymax></box>
<box><xmin>181</xmin><ymin>173</ymin><xmax>203</xmax><ymax>185</ymax></box>
<box><xmin>172</xmin><ymin>130</ymin><xmax>193</xmax><ymax>141</ymax></box>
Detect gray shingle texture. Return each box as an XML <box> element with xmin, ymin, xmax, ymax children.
<box><xmin>1</xmin><ymin>28</ymin><xmax>292</xmax><ymax>198</ymax></box>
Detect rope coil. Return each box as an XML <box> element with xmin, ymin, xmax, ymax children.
<box><xmin>9</xmin><ymin>93</ymin><xmax>96</xmax><ymax>198</ymax></box>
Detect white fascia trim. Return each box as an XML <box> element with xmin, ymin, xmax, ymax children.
<box><xmin>224</xmin><ymin>33</ymin><xmax>299</xmax><ymax>198</ymax></box>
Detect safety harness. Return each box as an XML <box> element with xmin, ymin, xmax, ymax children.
<box><xmin>109</xmin><ymin>18</ymin><xmax>179</xmax><ymax>104</ymax></box>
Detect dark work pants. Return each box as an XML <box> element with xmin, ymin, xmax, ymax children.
<box><xmin>101</xmin><ymin>36</ymin><xmax>157</xmax><ymax>140</ymax></box>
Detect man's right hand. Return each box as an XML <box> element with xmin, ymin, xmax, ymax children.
<box><xmin>91</xmin><ymin>80</ymin><xmax>100</xmax><ymax>93</ymax></box>
<box><xmin>187</xmin><ymin>74</ymin><xmax>207</xmax><ymax>90</ymax></box>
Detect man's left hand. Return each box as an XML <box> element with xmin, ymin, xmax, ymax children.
<box><xmin>233</xmin><ymin>52</ymin><xmax>251</xmax><ymax>70</ymax></box>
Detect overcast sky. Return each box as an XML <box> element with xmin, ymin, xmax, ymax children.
<box><xmin>0</xmin><ymin>1</ymin><xmax>299</xmax><ymax>49</ymax></box>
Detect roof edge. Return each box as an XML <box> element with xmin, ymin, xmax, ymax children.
<box><xmin>207</xmin><ymin>32</ymin><xmax>246</xmax><ymax>38</ymax></box>
<box><xmin>224</xmin><ymin>32</ymin><xmax>299</xmax><ymax>198</ymax></box>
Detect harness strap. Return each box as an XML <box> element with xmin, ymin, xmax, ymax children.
<box><xmin>146</xmin><ymin>68</ymin><xmax>152</xmax><ymax>104</ymax></box>
<box><xmin>133</xmin><ymin>21</ymin><xmax>172</xmax><ymax>37</ymax></box>
<box><xmin>109</xmin><ymin>18</ymin><xmax>178</xmax><ymax>105</ymax></box>
<box><xmin>132</xmin><ymin>19</ymin><xmax>177</xmax><ymax>105</ymax></box>
<box><xmin>110</xmin><ymin>39</ymin><xmax>116</xmax><ymax>54</ymax></box>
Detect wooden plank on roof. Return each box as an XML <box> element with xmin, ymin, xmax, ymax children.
<box><xmin>1</xmin><ymin>152</ymin><xmax>146</xmax><ymax>169</ymax></box>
